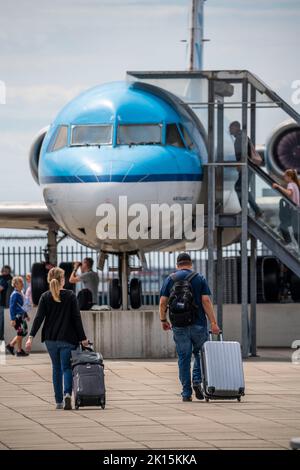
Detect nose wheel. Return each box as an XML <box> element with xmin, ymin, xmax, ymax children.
<box><xmin>129</xmin><ymin>278</ymin><xmax>142</xmax><ymax>309</ymax></box>
<box><xmin>108</xmin><ymin>253</ymin><xmax>142</xmax><ymax>310</ymax></box>
<box><xmin>109</xmin><ymin>278</ymin><xmax>122</xmax><ymax>309</ymax></box>
<box><xmin>108</xmin><ymin>276</ymin><xmax>142</xmax><ymax>309</ymax></box>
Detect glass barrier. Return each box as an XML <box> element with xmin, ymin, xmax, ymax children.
<box><xmin>248</xmin><ymin>162</ymin><xmax>300</xmax><ymax>258</ymax></box>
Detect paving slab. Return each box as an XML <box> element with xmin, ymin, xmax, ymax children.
<box><xmin>0</xmin><ymin>349</ymin><xmax>299</xmax><ymax>450</ymax></box>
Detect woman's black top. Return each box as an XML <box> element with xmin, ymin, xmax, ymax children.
<box><xmin>30</xmin><ymin>289</ymin><xmax>86</xmax><ymax>345</ymax></box>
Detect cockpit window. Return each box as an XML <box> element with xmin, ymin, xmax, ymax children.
<box><xmin>179</xmin><ymin>124</ymin><xmax>195</xmax><ymax>149</ymax></box>
<box><xmin>117</xmin><ymin>124</ymin><xmax>162</xmax><ymax>145</ymax></box>
<box><xmin>71</xmin><ymin>125</ymin><xmax>112</xmax><ymax>146</ymax></box>
<box><xmin>166</xmin><ymin>124</ymin><xmax>185</xmax><ymax>148</ymax></box>
<box><xmin>47</xmin><ymin>125</ymin><xmax>68</xmax><ymax>152</ymax></box>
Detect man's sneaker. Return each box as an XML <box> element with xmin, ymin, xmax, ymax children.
<box><xmin>182</xmin><ymin>396</ymin><xmax>192</xmax><ymax>402</ymax></box>
<box><xmin>56</xmin><ymin>403</ymin><xmax>64</xmax><ymax>410</ymax></box>
<box><xmin>6</xmin><ymin>344</ymin><xmax>15</xmax><ymax>355</ymax></box>
<box><xmin>16</xmin><ymin>349</ymin><xmax>29</xmax><ymax>357</ymax></box>
<box><xmin>193</xmin><ymin>384</ymin><xmax>204</xmax><ymax>400</ymax></box>
<box><xmin>64</xmin><ymin>393</ymin><xmax>72</xmax><ymax>410</ymax></box>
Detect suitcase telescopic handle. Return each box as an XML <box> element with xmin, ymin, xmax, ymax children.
<box><xmin>209</xmin><ymin>330</ymin><xmax>223</xmax><ymax>341</ymax></box>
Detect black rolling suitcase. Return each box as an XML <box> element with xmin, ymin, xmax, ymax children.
<box><xmin>71</xmin><ymin>344</ymin><xmax>106</xmax><ymax>409</ymax></box>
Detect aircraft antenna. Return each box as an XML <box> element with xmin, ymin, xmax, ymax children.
<box><xmin>187</xmin><ymin>0</ymin><xmax>209</xmax><ymax>71</ymax></box>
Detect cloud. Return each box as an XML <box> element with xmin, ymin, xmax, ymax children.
<box><xmin>7</xmin><ymin>84</ymin><xmax>84</xmax><ymax>106</ymax></box>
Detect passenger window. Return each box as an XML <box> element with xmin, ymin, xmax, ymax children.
<box><xmin>71</xmin><ymin>125</ymin><xmax>112</xmax><ymax>146</ymax></box>
<box><xmin>117</xmin><ymin>124</ymin><xmax>161</xmax><ymax>145</ymax></box>
<box><xmin>179</xmin><ymin>124</ymin><xmax>194</xmax><ymax>149</ymax></box>
<box><xmin>47</xmin><ymin>125</ymin><xmax>68</xmax><ymax>152</ymax></box>
<box><xmin>166</xmin><ymin>124</ymin><xmax>185</xmax><ymax>148</ymax></box>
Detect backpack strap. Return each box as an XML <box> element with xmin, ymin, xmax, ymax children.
<box><xmin>170</xmin><ymin>272</ymin><xmax>179</xmax><ymax>282</ymax></box>
<box><xmin>185</xmin><ymin>271</ymin><xmax>198</xmax><ymax>283</ymax></box>
<box><xmin>169</xmin><ymin>271</ymin><xmax>198</xmax><ymax>283</ymax></box>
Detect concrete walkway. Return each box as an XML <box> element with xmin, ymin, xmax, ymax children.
<box><xmin>0</xmin><ymin>349</ymin><xmax>299</xmax><ymax>450</ymax></box>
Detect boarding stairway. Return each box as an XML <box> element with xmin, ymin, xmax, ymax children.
<box><xmin>247</xmin><ymin>160</ymin><xmax>300</xmax><ymax>278</ymax></box>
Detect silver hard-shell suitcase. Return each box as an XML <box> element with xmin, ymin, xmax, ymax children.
<box><xmin>201</xmin><ymin>331</ymin><xmax>245</xmax><ymax>402</ymax></box>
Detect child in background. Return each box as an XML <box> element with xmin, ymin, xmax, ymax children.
<box><xmin>24</xmin><ymin>273</ymin><xmax>33</xmax><ymax>313</ymax></box>
<box><xmin>6</xmin><ymin>276</ymin><xmax>30</xmax><ymax>357</ymax></box>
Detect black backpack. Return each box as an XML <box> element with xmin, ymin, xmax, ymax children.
<box><xmin>168</xmin><ymin>271</ymin><xmax>198</xmax><ymax>327</ymax></box>
<box><xmin>77</xmin><ymin>288</ymin><xmax>93</xmax><ymax>311</ymax></box>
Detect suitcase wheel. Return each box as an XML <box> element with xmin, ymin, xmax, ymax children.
<box><xmin>205</xmin><ymin>397</ymin><xmax>209</xmax><ymax>403</ymax></box>
<box><xmin>100</xmin><ymin>396</ymin><xmax>106</xmax><ymax>410</ymax></box>
<box><xmin>237</xmin><ymin>396</ymin><xmax>241</xmax><ymax>402</ymax></box>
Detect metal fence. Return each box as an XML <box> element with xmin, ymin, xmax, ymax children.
<box><xmin>0</xmin><ymin>236</ymin><xmax>270</xmax><ymax>305</ymax></box>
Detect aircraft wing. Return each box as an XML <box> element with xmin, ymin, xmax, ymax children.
<box><xmin>0</xmin><ymin>202</ymin><xmax>57</xmax><ymax>230</ymax></box>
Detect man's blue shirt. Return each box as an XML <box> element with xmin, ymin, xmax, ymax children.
<box><xmin>160</xmin><ymin>269</ymin><xmax>211</xmax><ymax>327</ymax></box>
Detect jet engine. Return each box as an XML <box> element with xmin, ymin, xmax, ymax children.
<box><xmin>29</xmin><ymin>126</ymin><xmax>49</xmax><ymax>185</ymax></box>
<box><xmin>266</xmin><ymin>120</ymin><xmax>300</xmax><ymax>179</ymax></box>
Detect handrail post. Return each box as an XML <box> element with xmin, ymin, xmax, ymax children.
<box><xmin>207</xmin><ymin>79</ymin><xmax>215</xmax><ymax>303</ymax></box>
<box><xmin>241</xmin><ymin>78</ymin><xmax>250</xmax><ymax>358</ymax></box>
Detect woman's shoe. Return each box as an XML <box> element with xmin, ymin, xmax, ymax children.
<box><xmin>64</xmin><ymin>393</ymin><xmax>72</xmax><ymax>410</ymax></box>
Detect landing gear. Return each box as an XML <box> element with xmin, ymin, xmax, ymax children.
<box><xmin>31</xmin><ymin>263</ymin><xmax>48</xmax><ymax>305</ymax></box>
<box><xmin>59</xmin><ymin>262</ymin><xmax>75</xmax><ymax>291</ymax></box>
<box><xmin>290</xmin><ymin>272</ymin><xmax>300</xmax><ymax>302</ymax></box>
<box><xmin>129</xmin><ymin>278</ymin><xmax>142</xmax><ymax>309</ymax></box>
<box><xmin>31</xmin><ymin>224</ymin><xmax>60</xmax><ymax>305</ymax></box>
<box><xmin>106</xmin><ymin>252</ymin><xmax>143</xmax><ymax>310</ymax></box>
<box><xmin>109</xmin><ymin>278</ymin><xmax>122</xmax><ymax>309</ymax></box>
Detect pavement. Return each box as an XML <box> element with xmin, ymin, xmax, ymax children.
<box><xmin>0</xmin><ymin>347</ymin><xmax>299</xmax><ymax>450</ymax></box>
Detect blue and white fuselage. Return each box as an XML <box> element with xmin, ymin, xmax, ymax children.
<box><xmin>38</xmin><ymin>81</ymin><xmax>208</xmax><ymax>253</ymax></box>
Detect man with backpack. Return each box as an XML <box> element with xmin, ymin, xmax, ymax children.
<box><xmin>160</xmin><ymin>253</ymin><xmax>220</xmax><ymax>402</ymax></box>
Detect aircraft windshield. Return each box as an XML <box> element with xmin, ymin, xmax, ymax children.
<box><xmin>117</xmin><ymin>124</ymin><xmax>162</xmax><ymax>145</ymax></box>
<box><xmin>166</xmin><ymin>124</ymin><xmax>185</xmax><ymax>148</ymax></box>
<box><xmin>47</xmin><ymin>125</ymin><xmax>68</xmax><ymax>152</ymax></box>
<box><xmin>71</xmin><ymin>125</ymin><xmax>112</xmax><ymax>146</ymax></box>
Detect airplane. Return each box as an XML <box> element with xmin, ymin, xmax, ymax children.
<box><xmin>0</xmin><ymin>1</ymin><xmax>299</xmax><ymax>309</ymax></box>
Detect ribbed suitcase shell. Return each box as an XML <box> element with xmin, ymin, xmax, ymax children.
<box><xmin>73</xmin><ymin>363</ymin><xmax>106</xmax><ymax>408</ymax></box>
<box><xmin>201</xmin><ymin>340</ymin><xmax>245</xmax><ymax>400</ymax></box>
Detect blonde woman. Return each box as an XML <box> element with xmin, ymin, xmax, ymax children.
<box><xmin>26</xmin><ymin>267</ymin><xmax>88</xmax><ymax>410</ymax></box>
<box><xmin>6</xmin><ymin>276</ymin><xmax>30</xmax><ymax>357</ymax></box>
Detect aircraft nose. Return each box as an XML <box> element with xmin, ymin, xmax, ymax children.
<box><xmin>72</xmin><ymin>159</ymin><xmax>153</xmax><ymax>184</ymax></box>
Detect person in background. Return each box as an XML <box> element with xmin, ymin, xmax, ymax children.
<box><xmin>26</xmin><ymin>267</ymin><xmax>88</xmax><ymax>410</ymax></box>
<box><xmin>69</xmin><ymin>257</ymin><xmax>99</xmax><ymax>304</ymax></box>
<box><xmin>23</xmin><ymin>273</ymin><xmax>33</xmax><ymax>314</ymax></box>
<box><xmin>273</xmin><ymin>169</ymin><xmax>300</xmax><ymax>249</ymax></box>
<box><xmin>159</xmin><ymin>253</ymin><xmax>221</xmax><ymax>402</ymax></box>
<box><xmin>229</xmin><ymin>121</ymin><xmax>263</xmax><ymax>218</ymax></box>
<box><xmin>6</xmin><ymin>276</ymin><xmax>30</xmax><ymax>357</ymax></box>
<box><xmin>0</xmin><ymin>265</ymin><xmax>12</xmax><ymax>342</ymax></box>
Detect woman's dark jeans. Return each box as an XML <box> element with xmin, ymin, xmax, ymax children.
<box><xmin>45</xmin><ymin>340</ymin><xmax>77</xmax><ymax>404</ymax></box>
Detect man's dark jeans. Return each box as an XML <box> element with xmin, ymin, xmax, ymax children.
<box><xmin>173</xmin><ymin>324</ymin><xmax>208</xmax><ymax>399</ymax></box>
<box><xmin>235</xmin><ymin>172</ymin><xmax>261</xmax><ymax>216</ymax></box>
<box><xmin>45</xmin><ymin>340</ymin><xmax>77</xmax><ymax>404</ymax></box>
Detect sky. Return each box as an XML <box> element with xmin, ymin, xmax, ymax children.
<box><xmin>0</xmin><ymin>0</ymin><xmax>299</xmax><ymax>203</ymax></box>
